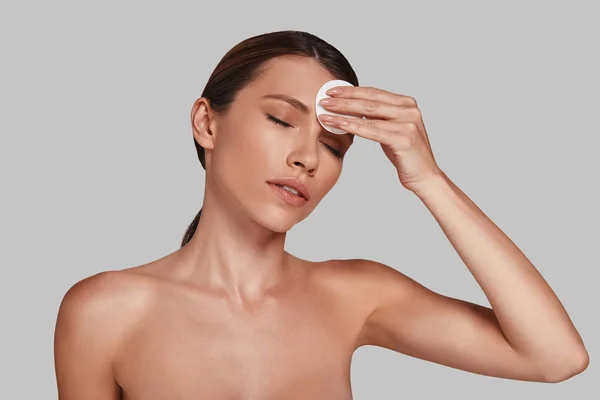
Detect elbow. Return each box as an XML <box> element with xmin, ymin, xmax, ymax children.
<box><xmin>542</xmin><ymin>349</ymin><xmax>589</xmax><ymax>383</ymax></box>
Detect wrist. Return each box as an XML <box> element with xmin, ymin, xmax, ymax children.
<box><xmin>411</xmin><ymin>169</ymin><xmax>451</xmax><ymax>199</ymax></box>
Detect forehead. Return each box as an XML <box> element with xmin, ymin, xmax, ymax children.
<box><xmin>240</xmin><ymin>56</ymin><xmax>337</xmax><ymax>106</ymax></box>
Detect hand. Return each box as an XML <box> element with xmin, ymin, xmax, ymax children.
<box><xmin>319</xmin><ymin>86</ymin><xmax>443</xmax><ymax>193</ymax></box>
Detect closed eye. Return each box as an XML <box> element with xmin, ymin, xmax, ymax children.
<box><xmin>266</xmin><ymin>114</ymin><xmax>291</xmax><ymax>128</ymax></box>
<box><xmin>266</xmin><ymin>114</ymin><xmax>343</xmax><ymax>159</ymax></box>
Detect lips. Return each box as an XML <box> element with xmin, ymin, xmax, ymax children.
<box><xmin>266</xmin><ymin>178</ymin><xmax>310</xmax><ymax>201</ymax></box>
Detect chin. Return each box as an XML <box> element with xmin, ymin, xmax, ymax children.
<box><xmin>253</xmin><ymin>206</ymin><xmax>308</xmax><ymax>233</ymax></box>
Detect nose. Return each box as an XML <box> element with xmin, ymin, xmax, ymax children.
<box><xmin>287</xmin><ymin>137</ymin><xmax>319</xmax><ymax>176</ymax></box>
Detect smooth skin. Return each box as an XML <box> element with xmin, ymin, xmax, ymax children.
<box><xmin>54</xmin><ymin>56</ymin><xmax>588</xmax><ymax>399</ymax></box>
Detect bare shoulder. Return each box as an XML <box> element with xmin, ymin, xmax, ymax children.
<box><xmin>55</xmin><ymin>269</ymin><xmax>157</xmax><ymax>347</ymax></box>
<box><xmin>310</xmin><ymin>258</ymin><xmax>417</xmax><ymax>323</ymax></box>
<box><xmin>328</xmin><ymin>256</ymin><xmax>441</xmax><ymax>314</ymax></box>
<box><xmin>316</xmin><ymin>257</ymin><xmax>416</xmax><ymax>297</ymax></box>
<box><xmin>54</xmin><ymin>269</ymin><xmax>159</xmax><ymax>398</ymax></box>
<box><xmin>58</xmin><ymin>268</ymin><xmax>155</xmax><ymax>314</ymax></box>
<box><xmin>318</xmin><ymin>257</ymin><xmax>431</xmax><ymax>338</ymax></box>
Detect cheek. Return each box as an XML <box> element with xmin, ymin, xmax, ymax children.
<box><xmin>213</xmin><ymin>116</ymin><xmax>283</xmax><ymax>190</ymax></box>
<box><xmin>229</xmin><ymin>118</ymin><xmax>282</xmax><ymax>170</ymax></box>
<box><xmin>216</xmin><ymin>116</ymin><xmax>263</xmax><ymax>165</ymax></box>
<box><xmin>235</xmin><ymin>115</ymin><xmax>292</xmax><ymax>174</ymax></box>
<box><xmin>316</xmin><ymin>170</ymin><xmax>341</xmax><ymax>199</ymax></box>
<box><xmin>304</xmin><ymin>161</ymin><xmax>342</xmax><ymax>207</ymax></box>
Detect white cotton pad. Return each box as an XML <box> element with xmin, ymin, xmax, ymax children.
<box><xmin>315</xmin><ymin>79</ymin><xmax>361</xmax><ymax>134</ymax></box>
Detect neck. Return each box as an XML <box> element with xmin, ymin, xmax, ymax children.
<box><xmin>175</xmin><ymin>194</ymin><xmax>296</xmax><ymax>305</ymax></box>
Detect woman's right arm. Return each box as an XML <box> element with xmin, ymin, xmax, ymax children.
<box><xmin>54</xmin><ymin>272</ymin><xmax>124</xmax><ymax>399</ymax></box>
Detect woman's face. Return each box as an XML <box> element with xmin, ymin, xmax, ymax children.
<box><xmin>194</xmin><ymin>56</ymin><xmax>354</xmax><ymax>232</ymax></box>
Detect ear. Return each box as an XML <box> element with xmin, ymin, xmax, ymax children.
<box><xmin>191</xmin><ymin>97</ymin><xmax>216</xmax><ymax>150</ymax></box>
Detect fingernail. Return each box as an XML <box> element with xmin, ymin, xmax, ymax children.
<box><xmin>326</xmin><ymin>88</ymin><xmax>343</xmax><ymax>95</ymax></box>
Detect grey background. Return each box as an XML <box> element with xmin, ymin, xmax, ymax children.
<box><xmin>1</xmin><ymin>0</ymin><xmax>598</xmax><ymax>398</ymax></box>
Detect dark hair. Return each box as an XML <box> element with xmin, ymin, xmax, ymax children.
<box><xmin>180</xmin><ymin>30</ymin><xmax>359</xmax><ymax>247</ymax></box>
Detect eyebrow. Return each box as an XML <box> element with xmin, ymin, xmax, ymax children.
<box><xmin>262</xmin><ymin>93</ymin><xmax>310</xmax><ymax>115</ymax></box>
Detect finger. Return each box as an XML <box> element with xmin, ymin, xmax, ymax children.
<box><xmin>322</xmin><ymin>98</ymin><xmax>417</xmax><ymax>121</ymax></box>
<box><xmin>326</xmin><ymin>86</ymin><xmax>417</xmax><ymax>107</ymax></box>
<box><xmin>320</xmin><ymin>115</ymin><xmax>397</xmax><ymax>145</ymax></box>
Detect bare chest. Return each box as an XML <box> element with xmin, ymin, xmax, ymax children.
<box><xmin>114</xmin><ymin>286</ymin><xmax>360</xmax><ymax>399</ymax></box>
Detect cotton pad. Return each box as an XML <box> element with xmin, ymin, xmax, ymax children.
<box><xmin>315</xmin><ymin>79</ymin><xmax>361</xmax><ymax>134</ymax></box>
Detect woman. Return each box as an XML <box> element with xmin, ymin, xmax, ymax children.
<box><xmin>54</xmin><ymin>30</ymin><xmax>588</xmax><ymax>399</ymax></box>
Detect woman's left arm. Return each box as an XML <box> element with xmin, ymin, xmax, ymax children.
<box><xmin>318</xmin><ymin>85</ymin><xmax>589</xmax><ymax>382</ymax></box>
<box><xmin>412</xmin><ymin>168</ymin><xmax>588</xmax><ymax>378</ymax></box>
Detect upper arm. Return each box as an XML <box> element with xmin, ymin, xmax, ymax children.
<box><xmin>54</xmin><ymin>272</ymin><xmax>124</xmax><ymax>399</ymax></box>
<box><xmin>352</xmin><ymin>259</ymin><xmax>547</xmax><ymax>382</ymax></box>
